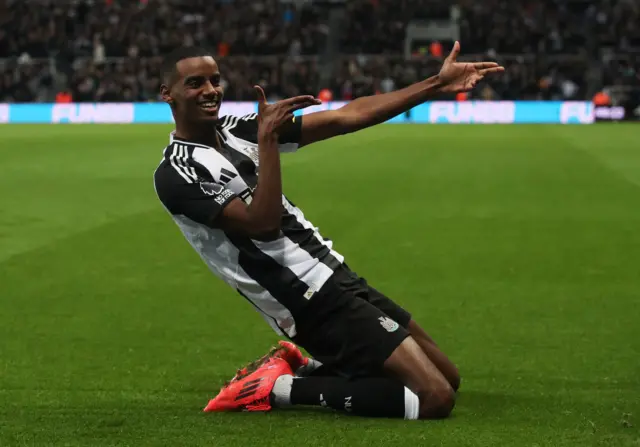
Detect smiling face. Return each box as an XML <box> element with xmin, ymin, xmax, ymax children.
<box><xmin>161</xmin><ymin>56</ymin><xmax>224</xmax><ymax>124</ymax></box>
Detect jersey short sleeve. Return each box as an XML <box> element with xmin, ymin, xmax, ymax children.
<box><xmin>219</xmin><ymin>113</ymin><xmax>303</xmax><ymax>153</ymax></box>
<box><xmin>154</xmin><ymin>158</ymin><xmax>236</xmax><ymax>227</ymax></box>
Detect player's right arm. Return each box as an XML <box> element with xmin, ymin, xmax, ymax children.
<box><xmin>214</xmin><ymin>88</ymin><xmax>320</xmax><ymax>238</ymax></box>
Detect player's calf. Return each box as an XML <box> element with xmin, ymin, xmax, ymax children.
<box><xmin>273</xmin><ymin>336</ymin><xmax>455</xmax><ymax>420</ymax></box>
<box><xmin>271</xmin><ymin>375</ymin><xmax>420</xmax><ymax>419</ymax></box>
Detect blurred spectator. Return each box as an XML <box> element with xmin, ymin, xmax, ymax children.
<box><xmin>55</xmin><ymin>89</ymin><xmax>72</xmax><ymax>103</ymax></box>
<box><xmin>0</xmin><ymin>0</ymin><xmax>638</xmax><ymax>104</ymax></box>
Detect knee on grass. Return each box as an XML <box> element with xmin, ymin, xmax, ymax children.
<box><xmin>450</xmin><ymin>371</ymin><xmax>461</xmax><ymax>393</ymax></box>
<box><xmin>417</xmin><ymin>383</ymin><xmax>456</xmax><ymax>419</ymax></box>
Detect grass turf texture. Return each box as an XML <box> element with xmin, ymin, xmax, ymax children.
<box><xmin>1</xmin><ymin>123</ymin><xmax>639</xmax><ymax>446</ymax></box>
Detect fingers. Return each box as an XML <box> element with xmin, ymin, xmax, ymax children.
<box><xmin>461</xmin><ymin>74</ymin><xmax>483</xmax><ymax>92</ymax></box>
<box><xmin>288</xmin><ymin>100</ymin><xmax>321</xmax><ymax>113</ymax></box>
<box><xmin>473</xmin><ymin>62</ymin><xmax>499</xmax><ymax>69</ymax></box>
<box><xmin>280</xmin><ymin>95</ymin><xmax>320</xmax><ymax>107</ymax></box>
<box><xmin>478</xmin><ymin>66</ymin><xmax>505</xmax><ymax>76</ymax></box>
<box><xmin>254</xmin><ymin>85</ymin><xmax>267</xmax><ymax>104</ymax></box>
<box><xmin>472</xmin><ymin>62</ymin><xmax>505</xmax><ymax>76</ymax></box>
<box><xmin>446</xmin><ymin>41</ymin><xmax>460</xmax><ymax>62</ymax></box>
<box><xmin>257</xmin><ymin>92</ymin><xmax>321</xmax><ymax>127</ymax></box>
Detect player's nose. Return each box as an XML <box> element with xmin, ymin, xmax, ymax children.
<box><xmin>201</xmin><ymin>81</ymin><xmax>217</xmax><ymax>97</ymax></box>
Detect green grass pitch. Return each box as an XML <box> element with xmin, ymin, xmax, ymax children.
<box><xmin>1</xmin><ymin>123</ymin><xmax>639</xmax><ymax>446</ymax></box>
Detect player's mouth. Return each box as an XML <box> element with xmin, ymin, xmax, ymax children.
<box><xmin>198</xmin><ymin>99</ymin><xmax>220</xmax><ymax>114</ymax></box>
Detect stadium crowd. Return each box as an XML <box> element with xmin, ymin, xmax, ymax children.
<box><xmin>0</xmin><ymin>0</ymin><xmax>638</xmax><ymax>103</ymax></box>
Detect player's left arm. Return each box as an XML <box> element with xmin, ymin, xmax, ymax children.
<box><xmin>296</xmin><ymin>41</ymin><xmax>505</xmax><ymax>148</ymax></box>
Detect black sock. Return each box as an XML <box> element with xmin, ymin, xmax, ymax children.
<box><xmin>305</xmin><ymin>364</ymin><xmax>341</xmax><ymax>377</ymax></box>
<box><xmin>304</xmin><ymin>364</ymin><xmax>386</xmax><ymax>379</ymax></box>
<box><xmin>276</xmin><ymin>376</ymin><xmax>419</xmax><ymax>419</ymax></box>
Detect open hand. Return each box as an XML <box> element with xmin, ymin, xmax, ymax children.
<box><xmin>437</xmin><ymin>41</ymin><xmax>505</xmax><ymax>93</ymax></box>
<box><xmin>255</xmin><ymin>86</ymin><xmax>320</xmax><ymax>139</ymax></box>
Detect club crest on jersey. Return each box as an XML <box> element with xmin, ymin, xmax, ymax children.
<box><xmin>379</xmin><ymin>316</ymin><xmax>399</xmax><ymax>333</ymax></box>
<box><xmin>199</xmin><ymin>182</ymin><xmax>224</xmax><ymax>196</ymax></box>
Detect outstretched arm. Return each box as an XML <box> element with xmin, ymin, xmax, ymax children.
<box><xmin>297</xmin><ymin>42</ymin><xmax>505</xmax><ymax>148</ymax></box>
<box><xmin>298</xmin><ymin>76</ymin><xmax>444</xmax><ymax>147</ymax></box>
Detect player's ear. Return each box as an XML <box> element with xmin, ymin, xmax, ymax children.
<box><xmin>160</xmin><ymin>84</ymin><xmax>174</xmax><ymax>106</ymax></box>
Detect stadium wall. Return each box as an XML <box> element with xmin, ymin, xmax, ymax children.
<box><xmin>0</xmin><ymin>101</ymin><xmax>600</xmax><ymax>124</ymax></box>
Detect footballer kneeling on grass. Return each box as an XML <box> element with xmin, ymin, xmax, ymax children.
<box><xmin>153</xmin><ymin>42</ymin><xmax>504</xmax><ymax>419</ymax></box>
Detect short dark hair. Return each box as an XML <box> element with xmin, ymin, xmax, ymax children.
<box><xmin>161</xmin><ymin>46</ymin><xmax>215</xmax><ymax>86</ymax></box>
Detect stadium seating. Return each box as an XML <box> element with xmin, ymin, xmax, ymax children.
<box><xmin>0</xmin><ymin>0</ymin><xmax>638</xmax><ymax>103</ymax></box>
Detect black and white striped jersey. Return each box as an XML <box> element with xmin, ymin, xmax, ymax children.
<box><xmin>153</xmin><ymin>114</ymin><xmax>345</xmax><ymax>338</ymax></box>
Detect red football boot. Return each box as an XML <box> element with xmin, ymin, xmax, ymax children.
<box><xmin>277</xmin><ymin>340</ymin><xmax>308</xmax><ymax>372</ymax></box>
<box><xmin>229</xmin><ymin>341</ymin><xmax>308</xmax><ymax>383</ymax></box>
<box><xmin>203</xmin><ymin>356</ymin><xmax>293</xmax><ymax>412</ymax></box>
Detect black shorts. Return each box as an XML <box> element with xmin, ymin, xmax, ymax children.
<box><xmin>292</xmin><ymin>264</ymin><xmax>411</xmax><ymax>379</ymax></box>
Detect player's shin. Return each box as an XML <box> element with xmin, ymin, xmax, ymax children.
<box><xmin>271</xmin><ymin>375</ymin><xmax>419</xmax><ymax>420</ymax></box>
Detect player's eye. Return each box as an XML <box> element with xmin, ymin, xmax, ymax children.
<box><xmin>211</xmin><ymin>76</ymin><xmax>221</xmax><ymax>86</ymax></box>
